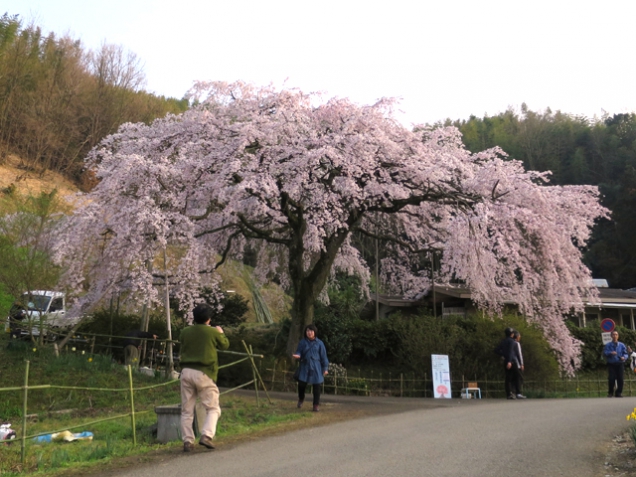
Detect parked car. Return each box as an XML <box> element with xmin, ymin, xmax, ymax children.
<box><xmin>5</xmin><ymin>291</ymin><xmax>71</xmax><ymax>340</ymax></box>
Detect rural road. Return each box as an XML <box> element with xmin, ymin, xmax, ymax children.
<box><xmin>109</xmin><ymin>394</ymin><xmax>634</xmax><ymax>477</ymax></box>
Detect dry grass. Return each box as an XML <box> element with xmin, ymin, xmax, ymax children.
<box><xmin>0</xmin><ymin>154</ymin><xmax>79</xmax><ymax>199</ymax></box>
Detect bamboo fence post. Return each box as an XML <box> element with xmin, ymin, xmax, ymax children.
<box><xmin>425</xmin><ymin>372</ymin><xmax>428</xmax><ymax>398</ymax></box>
<box><xmin>128</xmin><ymin>365</ymin><xmax>137</xmax><ymax>446</ymax></box>
<box><xmin>576</xmin><ymin>374</ymin><xmax>579</xmax><ymax>397</ymax></box>
<box><xmin>271</xmin><ymin>359</ymin><xmax>277</xmax><ymax>392</ymax></box>
<box><xmin>21</xmin><ymin>360</ymin><xmax>30</xmax><ymax>464</ymax></box>
<box><xmin>249</xmin><ymin>345</ymin><xmax>260</xmax><ymax>406</ymax></box>
<box><xmin>400</xmin><ymin>373</ymin><xmax>403</xmax><ymax>397</ymax></box>
<box><xmin>241</xmin><ymin>340</ymin><xmax>271</xmax><ymax>404</ymax></box>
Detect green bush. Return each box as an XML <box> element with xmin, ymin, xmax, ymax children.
<box><xmin>76</xmin><ymin>310</ymin><xmax>177</xmax><ymax>362</ymax></box>
<box><xmin>568</xmin><ymin>322</ymin><xmax>636</xmax><ymax>371</ymax></box>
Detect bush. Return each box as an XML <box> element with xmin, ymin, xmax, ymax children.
<box><xmin>568</xmin><ymin>322</ymin><xmax>636</xmax><ymax>371</ymax></box>
<box><xmin>76</xmin><ymin>310</ymin><xmax>176</xmax><ymax>361</ymax></box>
<box><xmin>318</xmin><ymin>308</ymin><xmax>560</xmax><ymax>381</ymax></box>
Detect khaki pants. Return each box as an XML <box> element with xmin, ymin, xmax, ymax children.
<box><xmin>180</xmin><ymin>368</ymin><xmax>221</xmax><ymax>444</ymax></box>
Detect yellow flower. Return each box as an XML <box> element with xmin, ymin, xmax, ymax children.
<box><xmin>32</xmin><ymin>348</ymin><xmax>37</xmax><ymax>352</ymax></box>
<box><xmin>88</xmin><ymin>358</ymin><xmax>93</xmax><ymax>362</ymax></box>
<box><xmin>71</xmin><ymin>347</ymin><xmax>76</xmax><ymax>352</ymax></box>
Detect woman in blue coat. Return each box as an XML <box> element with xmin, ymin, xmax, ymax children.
<box><xmin>292</xmin><ymin>324</ymin><xmax>329</xmax><ymax>412</ymax></box>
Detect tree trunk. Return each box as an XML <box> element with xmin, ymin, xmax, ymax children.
<box><xmin>286</xmin><ymin>281</ymin><xmax>316</xmax><ymax>356</ymax></box>
<box><xmin>285</xmin><ymin>230</ymin><xmax>352</xmax><ymax>356</ymax></box>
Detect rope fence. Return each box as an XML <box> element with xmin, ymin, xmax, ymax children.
<box><xmin>0</xmin><ymin>340</ymin><xmax>270</xmax><ymax>465</ymax></box>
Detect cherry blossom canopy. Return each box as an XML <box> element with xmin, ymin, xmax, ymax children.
<box><xmin>54</xmin><ymin>82</ymin><xmax>608</xmax><ymax>372</ymax></box>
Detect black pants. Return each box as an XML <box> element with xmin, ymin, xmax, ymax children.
<box><xmin>504</xmin><ymin>365</ymin><xmax>516</xmax><ymax>396</ymax></box>
<box><xmin>298</xmin><ymin>381</ymin><xmax>321</xmax><ymax>406</ymax></box>
<box><xmin>608</xmin><ymin>363</ymin><xmax>625</xmax><ymax>396</ymax></box>
<box><xmin>512</xmin><ymin>364</ymin><xmax>523</xmax><ymax>395</ymax></box>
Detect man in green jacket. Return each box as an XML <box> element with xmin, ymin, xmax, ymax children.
<box><xmin>179</xmin><ymin>303</ymin><xmax>230</xmax><ymax>452</ymax></box>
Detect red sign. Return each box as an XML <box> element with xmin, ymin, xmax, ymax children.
<box><xmin>600</xmin><ymin>318</ymin><xmax>615</xmax><ymax>332</ymax></box>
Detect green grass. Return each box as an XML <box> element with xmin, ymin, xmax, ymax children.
<box><xmin>0</xmin><ymin>334</ymin><xmax>309</xmax><ymax>476</ymax></box>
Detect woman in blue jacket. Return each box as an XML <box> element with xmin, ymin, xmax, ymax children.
<box><xmin>292</xmin><ymin>324</ymin><xmax>329</xmax><ymax>412</ymax></box>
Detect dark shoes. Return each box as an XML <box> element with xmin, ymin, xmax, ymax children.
<box><xmin>199</xmin><ymin>435</ymin><xmax>215</xmax><ymax>449</ymax></box>
<box><xmin>608</xmin><ymin>394</ymin><xmax>614</xmax><ymax>398</ymax></box>
<box><xmin>183</xmin><ymin>442</ymin><xmax>194</xmax><ymax>452</ymax></box>
<box><xmin>312</xmin><ymin>405</ymin><xmax>320</xmax><ymax>412</ymax></box>
<box><xmin>616</xmin><ymin>395</ymin><xmax>623</xmax><ymax>398</ymax></box>
<box><xmin>297</xmin><ymin>400</ymin><xmax>303</xmax><ymax>408</ymax></box>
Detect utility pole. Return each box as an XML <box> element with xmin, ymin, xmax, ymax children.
<box><xmin>164</xmin><ymin>249</ymin><xmax>174</xmax><ymax>376</ymax></box>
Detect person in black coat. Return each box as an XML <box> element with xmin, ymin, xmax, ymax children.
<box><xmin>495</xmin><ymin>327</ymin><xmax>518</xmax><ymax>400</ymax></box>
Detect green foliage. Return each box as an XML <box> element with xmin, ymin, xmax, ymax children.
<box><xmin>314</xmin><ymin>275</ymin><xmax>369</xmax><ymax>364</ymax></box>
<box><xmin>0</xmin><ymin>282</ymin><xmax>14</xmax><ymax>320</ymax></box>
<box><xmin>199</xmin><ymin>287</ymin><xmax>250</xmax><ymax>327</ymax></box>
<box><xmin>76</xmin><ymin>309</ymin><xmax>172</xmax><ymax>362</ymax></box>
<box><xmin>0</xmin><ymin>190</ymin><xmax>63</xmax><ymax>305</ymax></box>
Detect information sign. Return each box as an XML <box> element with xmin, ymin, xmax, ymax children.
<box><xmin>601</xmin><ymin>332</ymin><xmax>612</xmax><ymax>345</ymax></box>
<box><xmin>431</xmin><ymin>354</ymin><xmax>451</xmax><ymax>399</ymax></box>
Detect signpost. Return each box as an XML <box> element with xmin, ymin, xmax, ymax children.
<box><xmin>431</xmin><ymin>354</ymin><xmax>451</xmax><ymax>399</ymax></box>
<box><xmin>601</xmin><ymin>319</ymin><xmax>616</xmax><ymax>345</ymax></box>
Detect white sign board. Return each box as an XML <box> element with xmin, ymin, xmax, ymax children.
<box><xmin>602</xmin><ymin>332</ymin><xmax>613</xmax><ymax>345</ymax></box>
<box><xmin>431</xmin><ymin>354</ymin><xmax>451</xmax><ymax>399</ymax></box>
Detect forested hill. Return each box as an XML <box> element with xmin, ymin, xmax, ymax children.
<box><xmin>2</xmin><ymin>13</ymin><xmax>634</xmax><ymax>289</ymax></box>
<box><xmin>448</xmin><ymin>106</ymin><xmax>636</xmax><ymax>289</ymax></box>
<box><xmin>0</xmin><ymin>13</ymin><xmax>188</xmax><ymax>185</ymax></box>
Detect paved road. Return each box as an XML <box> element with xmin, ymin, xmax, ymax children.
<box><xmin>111</xmin><ymin>394</ymin><xmax>634</xmax><ymax>477</ymax></box>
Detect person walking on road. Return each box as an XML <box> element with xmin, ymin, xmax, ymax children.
<box><xmin>604</xmin><ymin>330</ymin><xmax>629</xmax><ymax>397</ymax></box>
<box><xmin>292</xmin><ymin>324</ymin><xmax>329</xmax><ymax>412</ymax></box>
<box><xmin>179</xmin><ymin>303</ymin><xmax>230</xmax><ymax>452</ymax></box>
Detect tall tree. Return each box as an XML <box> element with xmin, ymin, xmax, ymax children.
<box><xmin>54</xmin><ymin>83</ymin><xmax>607</xmax><ymax>373</ymax></box>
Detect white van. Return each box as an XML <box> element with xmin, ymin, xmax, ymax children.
<box><xmin>5</xmin><ymin>291</ymin><xmax>69</xmax><ymax>339</ymax></box>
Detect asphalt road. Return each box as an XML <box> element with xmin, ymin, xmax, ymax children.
<box><xmin>109</xmin><ymin>394</ymin><xmax>634</xmax><ymax>477</ymax></box>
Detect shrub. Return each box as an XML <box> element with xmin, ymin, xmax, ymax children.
<box><xmin>568</xmin><ymin>323</ymin><xmax>636</xmax><ymax>371</ymax></box>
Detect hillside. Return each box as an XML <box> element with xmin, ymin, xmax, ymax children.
<box><xmin>0</xmin><ymin>153</ymin><xmax>79</xmax><ymax>198</ymax></box>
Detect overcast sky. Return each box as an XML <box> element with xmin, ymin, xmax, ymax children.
<box><xmin>4</xmin><ymin>0</ymin><xmax>636</xmax><ymax>126</ymax></box>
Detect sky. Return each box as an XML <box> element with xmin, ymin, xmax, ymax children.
<box><xmin>3</xmin><ymin>0</ymin><xmax>636</xmax><ymax>126</ymax></box>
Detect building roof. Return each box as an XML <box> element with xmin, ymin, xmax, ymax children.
<box><xmin>372</xmin><ymin>286</ymin><xmax>636</xmax><ymax>309</ymax></box>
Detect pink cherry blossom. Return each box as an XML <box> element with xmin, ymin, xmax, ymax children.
<box><xmin>53</xmin><ymin>82</ymin><xmax>608</xmax><ymax>373</ymax></box>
